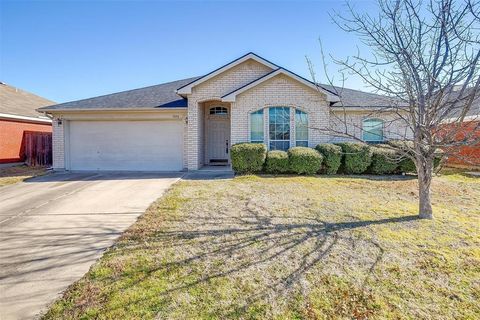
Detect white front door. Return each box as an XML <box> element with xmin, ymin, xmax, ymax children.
<box><xmin>206</xmin><ymin>116</ymin><xmax>230</xmax><ymax>164</ymax></box>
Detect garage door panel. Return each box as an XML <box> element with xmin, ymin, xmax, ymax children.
<box><xmin>69</xmin><ymin>121</ymin><xmax>183</xmax><ymax>171</ymax></box>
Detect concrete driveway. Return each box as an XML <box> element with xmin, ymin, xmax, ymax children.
<box><xmin>0</xmin><ymin>172</ymin><xmax>182</xmax><ymax>320</ymax></box>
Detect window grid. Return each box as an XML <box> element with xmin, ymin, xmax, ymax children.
<box><xmin>209</xmin><ymin>106</ymin><xmax>228</xmax><ymax>115</ymax></box>
<box><xmin>269</xmin><ymin>107</ymin><xmax>290</xmax><ymax>151</ymax></box>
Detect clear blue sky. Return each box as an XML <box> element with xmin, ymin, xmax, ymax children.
<box><xmin>0</xmin><ymin>0</ymin><xmax>375</xmax><ymax>103</ymax></box>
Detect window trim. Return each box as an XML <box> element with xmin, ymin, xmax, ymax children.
<box><xmin>362</xmin><ymin>118</ymin><xmax>384</xmax><ymax>142</ymax></box>
<box><xmin>250</xmin><ymin>109</ymin><xmax>264</xmax><ymax>143</ymax></box>
<box><xmin>295</xmin><ymin>109</ymin><xmax>308</xmax><ymax>147</ymax></box>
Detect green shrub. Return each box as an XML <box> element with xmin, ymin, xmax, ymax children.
<box><xmin>369</xmin><ymin>146</ymin><xmax>399</xmax><ymax>174</ymax></box>
<box><xmin>387</xmin><ymin>140</ymin><xmax>445</xmax><ymax>174</ymax></box>
<box><xmin>335</xmin><ymin>142</ymin><xmax>372</xmax><ymax>174</ymax></box>
<box><xmin>399</xmin><ymin>158</ymin><xmax>416</xmax><ymax>173</ymax></box>
<box><xmin>434</xmin><ymin>149</ymin><xmax>445</xmax><ymax>170</ymax></box>
<box><xmin>315</xmin><ymin>143</ymin><xmax>342</xmax><ymax>174</ymax></box>
<box><xmin>231</xmin><ymin>143</ymin><xmax>266</xmax><ymax>174</ymax></box>
<box><xmin>264</xmin><ymin>150</ymin><xmax>289</xmax><ymax>174</ymax></box>
<box><xmin>288</xmin><ymin>147</ymin><xmax>323</xmax><ymax>175</ymax></box>
<box><xmin>387</xmin><ymin>140</ymin><xmax>416</xmax><ymax>173</ymax></box>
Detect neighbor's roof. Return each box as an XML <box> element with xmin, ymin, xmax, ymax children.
<box><xmin>39</xmin><ymin>77</ymin><xmax>200</xmax><ymax>111</ymax></box>
<box><xmin>0</xmin><ymin>82</ymin><xmax>55</xmax><ymax>118</ymax></box>
<box><xmin>444</xmin><ymin>87</ymin><xmax>480</xmax><ymax>120</ymax></box>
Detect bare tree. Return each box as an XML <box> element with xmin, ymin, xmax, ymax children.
<box><xmin>309</xmin><ymin>0</ymin><xmax>480</xmax><ymax>219</ymax></box>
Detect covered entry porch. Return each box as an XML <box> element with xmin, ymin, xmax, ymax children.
<box><xmin>190</xmin><ymin>100</ymin><xmax>232</xmax><ymax>170</ymax></box>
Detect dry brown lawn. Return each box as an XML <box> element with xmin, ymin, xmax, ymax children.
<box><xmin>0</xmin><ymin>165</ymin><xmax>48</xmax><ymax>187</ymax></box>
<box><xmin>44</xmin><ymin>172</ymin><xmax>479</xmax><ymax>320</ymax></box>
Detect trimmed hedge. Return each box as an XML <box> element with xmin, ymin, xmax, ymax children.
<box><xmin>315</xmin><ymin>143</ymin><xmax>342</xmax><ymax>174</ymax></box>
<box><xmin>288</xmin><ymin>147</ymin><xmax>323</xmax><ymax>175</ymax></box>
<box><xmin>265</xmin><ymin>150</ymin><xmax>289</xmax><ymax>174</ymax></box>
<box><xmin>335</xmin><ymin>142</ymin><xmax>372</xmax><ymax>174</ymax></box>
<box><xmin>369</xmin><ymin>146</ymin><xmax>399</xmax><ymax>174</ymax></box>
<box><xmin>231</xmin><ymin>143</ymin><xmax>266</xmax><ymax>174</ymax></box>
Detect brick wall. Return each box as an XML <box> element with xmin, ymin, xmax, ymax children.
<box><xmin>442</xmin><ymin>120</ymin><xmax>480</xmax><ymax>167</ymax></box>
<box><xmin>234</xmin><ymin>74</ymin><xmax>331</xmax><ymax>147</ymax></box>
<box><xmin>0</xmin><ymin>119</ymin><xmax>52</xmax><ymax>163</ymax></box>
<box><xmin>186</xmin><ymin>59</ymin><xmax>273</xmax><ymax>169</ymax></box>
<box><xmin>329</xmin><ymin>111</ymin><xmax>413</xmax><ymax>142</ymax></box>
<box><xmin>52</xmin><ymin>118</ymin><xmax>65</xmax><ymax>169</ymax></box>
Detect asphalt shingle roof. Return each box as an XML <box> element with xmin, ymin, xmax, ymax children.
<box><xmin>319</xmin><ymin>84</ymin><xmax>404</xmax><ymax>108</ymax></box>
<box><xmin>39</xmin><ymin>77</ymin><xmax>200</xmax><ymax>111</ymax></box>
<box><xmin>39</xmin><ymin>75</ymin><xmax>415</xmax><ymax>111</ymax></box>
<box><xmin>445</xmin><ymin>87</ymin><xmax>480</xmax><ymax>119</ymax></box>
<box><xmin>0</xmin><ymin>82</ymin><xmax>55</xmax><ymax>118</ymax></box>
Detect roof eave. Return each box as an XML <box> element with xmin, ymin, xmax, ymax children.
<box><xmin>38</xmin><ymin>107</ymin><xmax>188</xmax><ymax>113</ymax></box>
<box><xmin>0</xmin><ymin>112</ymin><xmax>52</xmax><ymax>123</ymax></box>
<box><xmin>330</xmin><ymin>105</ymin><xmax>409</xmax><ymax>111</ymax></box>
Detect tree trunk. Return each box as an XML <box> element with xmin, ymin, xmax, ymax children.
<box><xmin>416</xmin><ymin>155</ymin><xmax>434</xmax><ymax>219</ymax></box>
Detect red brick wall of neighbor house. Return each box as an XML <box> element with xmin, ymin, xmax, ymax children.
<box><xmin>443</xmin><ymin>120</ymin><xmax>480</xmax><ymax>167</ymax></box>
<box><xmin>0</xmin><ymin>119</ymin><xmax>52</xmax><ymax>163</ymax></box>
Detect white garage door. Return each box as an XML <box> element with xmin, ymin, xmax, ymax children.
<box><xmin>68</xmin><ymin>120</ymin><xmax>183</xmax><ymax>171</ymax></box>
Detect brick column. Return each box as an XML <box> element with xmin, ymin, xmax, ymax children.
<box><xmin>187</xmin><ymin>100</ymin><xmax>200</xmax><ymax>170</ymax></box>
<box><xmin>52</xmin><ymin>117</ymin><xmax>65</xmax><ymax>170</ymax></box>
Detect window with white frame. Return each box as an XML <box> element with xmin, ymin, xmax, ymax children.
<box><xmin>295</xmin><ymin>109</ymin><xmax>308</xmax><ymax>147</ymax></box>
<box><xmin>362</xmin><ymin>118</ymin><xmax>384</xmax><ymax>142</ymax></box>
<box><xmin>209</xmin><ymin>106</ymin><xmax>228</xmax><ymax>115</ymax></box>
<box><xmin>269</xmin><ymin>107</ymin><xmax>290</xmax><ymax>151</ymax></box>
<box><xmin>250</xmin><ymin>109</ymin><xmax>264</xmax><ymax>143</ymax></box>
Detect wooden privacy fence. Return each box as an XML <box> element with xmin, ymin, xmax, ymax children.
<box><xmin>23</xmin><ymin>131</ymin><xmax>52</xmax><ymax>166</ymax></box>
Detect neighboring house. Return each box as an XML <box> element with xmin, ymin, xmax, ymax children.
<box><xmin>38</xmin><ymin>52</ymin><xmax>412</xmax><ymax>171</ymax></box>
<box><xmin>442</xmin><ymin>91</ymin><xmax>480</xmax><ymax>168</ymax></box>
<box><xmin>0</xmin><ymin>82</ymin><xmax>53</xmax><ymax>163</ymax></box>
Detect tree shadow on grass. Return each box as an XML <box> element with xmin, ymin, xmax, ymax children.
<box><xmin>104</xmin><ymin>205</ymin><xmax>419</xmax><ymax>318</ymax></box>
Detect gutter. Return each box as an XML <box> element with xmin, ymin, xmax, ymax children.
<box><xmin>442</xmin><ymin>115</ymin><xmax>479</xmax><ymax>124</ymax></box>
<box><xmin>0</xmin><ymin>112</ymin><xmax>52</xmax><ymax>124</ymax></box>
<box><xmin>37</xmin><ymin>107</ymin><xmax>188</xmax><ymax>113</ymax></box>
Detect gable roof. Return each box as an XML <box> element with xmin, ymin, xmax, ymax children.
<box><xmin>0</xmin><ymin>82</ymin><xmax>54</xmax><ymax>118</ymax></box>
<box><xmin>221</xmin><ymin>68</ymin><xmax>339</xmax><ymax>102</ymax></box>
<box><xmin>176</xmin><ymin>52</ymin><xmax>279</xmax><ymax>95</ymax></box>
<box><xmin>39</xmin><ymin>53</ymin><xmax>408</xmax><ymax>113</ymax></box>
<box><xmin>39</xmin><ymin>77</ymin><xmax>199</xmax><ymax>112</ymax></box>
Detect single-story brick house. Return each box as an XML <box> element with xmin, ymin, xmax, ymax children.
<box><xmin>38</xmin><ymin>53</ymin><xmax>412</xmax><ymax>171</ymax></box>
<box><xmin>0</xmin><ymin>82</ymin><xmax>53</xmax><ymax>163</ymax></box>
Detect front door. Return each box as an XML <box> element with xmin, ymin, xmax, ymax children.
<box><xmin>206</xmin><ymin>106</ymin><xmax>230</xmax><ymax>164</ymax></box>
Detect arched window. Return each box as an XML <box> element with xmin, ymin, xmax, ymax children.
<box><xmin>295</xmin><ymin>109</ymin><xmax>308</xmax><ymax>147</ymax></box>
<box><xmin>362</xmin><ymin>118</ymin><xmax>384</xmax><ymax>142</ymax></box>
<box><xmin>209</xmin><ymin>106</ymin><xmax>228</xmax><ymax>115</ymax></box>
<box><xmin>250</xmin><ymin>109</ymin><xmax>264</xmax><ymax>143</ymax></box>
